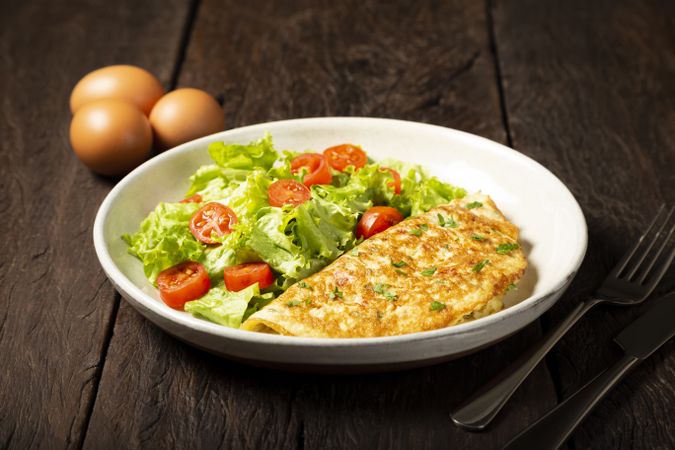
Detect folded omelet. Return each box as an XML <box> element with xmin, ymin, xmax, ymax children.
<box><xmin>241</xmin><ymin>194</ymin><xmax>526</xmax><ymax>337</ymax></box>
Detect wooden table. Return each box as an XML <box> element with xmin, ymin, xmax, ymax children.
<box><xmin>2</xmin><ymin>0</ymin><xmax>673</xmax><ymax>448</ymax></box>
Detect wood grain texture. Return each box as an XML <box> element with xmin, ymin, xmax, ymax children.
<box><xmin>492</xmin><ymin>0</ymin><xmax>675</xmax><ymax>448</ymax></box>
<box><xmin>84</xmin><ymin>1</ymin><xmax>561</xmax><ymax>449</ymax></box>
<box><xmin>0</xmin><ymin>0</ymin><xmax>190</xmax><ymax>448</ymax></box>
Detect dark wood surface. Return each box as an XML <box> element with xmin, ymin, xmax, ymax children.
<box><xmin>1</xmin><ymin>0</ymin><xmax>672</xmax><ymax>449</ymax></box>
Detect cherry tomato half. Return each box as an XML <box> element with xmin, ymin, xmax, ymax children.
<box><xmin>268</xmin><ymin>179</ymin><xmax>311</xmax><ymax>207</ymax></box>
<box><xmin>356</xmin><ymin>206</ymin><xmax>404</xmax><ymax>239</ymax></box>
<box><xmin>379</xmin><ymin>167</ymin><xmax>401</xmax><ymax>194</ymax></box>
<box><xmin>180</xmin><ymin>193</ymin><xmax>202</xmax><ymax>203</ymax></box>
<box><xmin>291</xmin><ymin>153</ymin><xmax>333</xmax><ymax>186</ymax></box>
<box><xmin>223</xmin><ymin>262</ymin><xmax>275</xmax><ymax>291</ymax></box>
<box><xmin>323</xmin><ymin>144</ymin><xmax>368</xmax><ymax>172</ymax></box>
<box><xmin>189</xmin><ymin>202</ymin><xmax>237</xmax><ymax>244</ymax></box>
<box><xmin>157</xmin><ymin>261</ymin><xmax>211</xmax><ymax>310</ymax></box>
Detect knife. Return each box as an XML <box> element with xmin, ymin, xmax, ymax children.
<box><xmin>504</xmin><ymin>291</ymin><xmax>675</xmax><ymax>450</ymax></box>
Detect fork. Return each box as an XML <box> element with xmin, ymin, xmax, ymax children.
<box><xmin>450</xmin><ymin>204</ymin><xmax>675</xmax><ymax>431</ymax></box>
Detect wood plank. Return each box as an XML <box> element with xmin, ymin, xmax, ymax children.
<box><xmin>0</xmin><ymin>0</ymin><xmax>190</xmax><ymax>448</ymax></box>
<box><xmin>84</xmin><ymin>1</ymin><xmax>562</xmax><ymax>449</ymax></box>
<box><xmin>492</xmin><ymin>0</ymin><xmax>675</xmax><ymax>447</ymax></box>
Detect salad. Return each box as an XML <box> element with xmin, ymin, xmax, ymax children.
<box><xmin>123</xmin><ymin>134</ymin><xmax>466</xmax><ymax>329</ymax></box>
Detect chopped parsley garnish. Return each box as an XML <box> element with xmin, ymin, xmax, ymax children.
<box><xmin>298</xmin><ymin>281</ymin><xmax>313</xmax><ymax>290</ymax></box>
<box><xmin>437</xmin><ymin>213</ymin><xmax>459</xmax><ymax>228</ymax></box>
<box><xmin>286</xmin><ymin>300</ymin><xmax>301</xmax><ymax>307</ymax></box>
<box><xmin>373</xmin><ymin>283</ymin><xmax>397</xmax><ymax>301</ymax></box>
<box><xmin>420</xmin><ymin>267</ymin><xmax>437</xmax><ymax>276</ymax></box>
<box><xmin>408</xmin><ymin>224</ymin><xmax>428</xmax><ymax>236</ymax></box>
<box><xmin>391</xmin><ymin>260</ymin><xmax>408</xmax><ymax>268</ymax></box>
<box><xmin>471</xmin><ymin>234</ymin><xmax>485</xmax><ymax>241</ymax></box>
<box><xmin>506</xmin><ymin>283</ymin><xmax>518</xmax><ymax>292</ymax></box>
<box><xmin>304</xmin><ymin>297</ymin><xmax>313</xmax><ymax>305</ymax></box>
<box><xmin>395</xmin><ymin>269</ymin><xmax>407</xmax><ymax>276</ymax></box>
<box><xmin>430</xmin><ymin>301</ymin><xmax>446</xmax><ymax>311</ymax></box>
<box><xmin>496</xmin><ymin>243</ymin><xmax>520</xmax><ymax>254</ymax></box>
<box><xmin>376</xmin><ymin>311</ymin><xmax>384</xmax><ymax>320</ymax></box>
<box><xmin>466</xmin><ymin>201</ymin><xmax>483</xmax><ymax>209</ymax></box>
<box><xmin>328</xmin><ymin>286</ymin><xmax>343</xmax><ymax>300</ymax></box>
<box><xmin>472</xmin><ymin>259</ymin><xmax>490</xmax><ymax>273</ymax></box>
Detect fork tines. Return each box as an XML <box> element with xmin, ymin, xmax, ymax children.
<box><xmin>614</xmin><ymin>204</ymin><xmax>675</xmax><ymax>285</ymax></box>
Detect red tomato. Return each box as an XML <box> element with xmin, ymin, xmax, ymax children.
<box><xmin>189</xmin><ymin>202</ymin><xmax>237</xmax><ymax>244</ymax></box>
<box><xmin>380</xmin><ymin>167</ymin><xmax>401</xmax><ymax>194</ymax></box>
<box><xmin>356</xmin><ymin>206</ymin><xmax>404</xmax><ymax>239</ymax></box>
<box><xmin>291</xmin><ymin>153</ymin><xmax>333</xmax><ymax>186</ymax></box>
<box><xmin>223</xmin><ymin>262</ymin><xmax>275</xmax><ymax>291</ymax></box>
<box><xmin>323</xmin><ymin>144</ymin><xmax>368</xmax><ymax>171</ymax></box>
<box><xmin>268</xmin><ymin>179</ymin><xmax>312</xmax><ymax>207</ymax></box>
<box><xmin>180</xmin><ymin>193</ymin><xmax>202</xmax><ymax>203</ymax></box>
<box><xmin>157</xmin><ymin>261</ymin><xmax>211</xmax><ymax>310</ymax></box>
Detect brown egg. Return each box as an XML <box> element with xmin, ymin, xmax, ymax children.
<box><xmin>69</xmin><ymin>99</ymin><xmax>152</xmax><ymax>176</ymax></box>
<box><xmin>149</xmin><ymin>88</ymin><xmax>224</xmax><ymax>150</ymax></box>
<box><xmin>70</xmin><ymin>65</ymin><xmax>164</xmax><ymax>115</ymax></box>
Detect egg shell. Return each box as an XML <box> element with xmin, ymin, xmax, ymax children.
<box><xmin>70</xmin><ymin>65</ymin><xmax>165</xmax><ymax>115</ymax></box>
<box><xmin>69</xmin><ymin>99</ymin><xmax>152</xmax><ymax>176</ymax></box>
<box><xmin>149</xmin><ymin>88</ymin><xmax>225</xmax><ymax>150</ymax></box>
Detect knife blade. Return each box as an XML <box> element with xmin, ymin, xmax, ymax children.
<box><xmin>615</xmin><ymin>292</ymin><xmax>675</xmax><ymax>359</ymax></box>
<box><xmin>504</xmin><ymin>291</ymin><xmax>675</xmax><ymax>450</ymax></box>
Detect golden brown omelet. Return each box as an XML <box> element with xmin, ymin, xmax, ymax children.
<box><xmin>241</xmin><ymin>194</ymin><xmax>526</xmax><ymax>337</ymax></box>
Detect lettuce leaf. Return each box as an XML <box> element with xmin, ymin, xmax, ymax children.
<box><xmin>122</xmin><ymin>202</ymin><xmax>205</xmax><ymax>284</ymax></box>
<box><xmin>265</xmin><ymin>150</ymin><xmax>297</xmax><ymax>180</ymax></box>
<box><xmin>407</xmin><ymin>177</ymin><xmax>466</xmax><ymax>216</ymax></box>
<box><xmin>217</xmin><ymin>169</ymin><xmax>272</xmax><ymax>219</ymax></box>
<box><xmin>294</xmin><ymin>197</ymin><xmax>358</xmax><ymax>259</ymax></box>
<box><xmin>311</xmin><ymin>182</ymin><xmax>373</xmax><ymax>213</ymax></box>
<box><xmin>247</xmin><ymin>207</ymin><xmax>309</xmax><ymax>278</ymax></box>
<box><xmin>208</xmin><ymin>133</ymin><xmax>278</xmax><ymax>170</ymax></box>
<box><xmin>247</xmin><ymin>196</ymin><xmax>359</xmax><ymax>287</ymax></box>
<box><xmin>199</xmin><ymin>244</ymin><xmax>237</xmax><ymax>281</ymax></box>
<box><xmin>185</xmin><ymin>164</ymin><xmax>250</xmax><ymax>197</ymax></box>
<box><xmin>184</xmin><ymin>284</ymin><xmax>260</xmax><ymax>328</ymax></box>
<box><xmin>243</xmin><ymin>292</ymin><xmax>275</xmax><ymax>321</ymax></box>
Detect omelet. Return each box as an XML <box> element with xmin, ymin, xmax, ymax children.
<box><xmin>241</xmin><ymin>194</ymin><xmax>526</xmax><ymax>337</ymax></box>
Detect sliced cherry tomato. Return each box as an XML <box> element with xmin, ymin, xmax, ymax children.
<box><xmin>291</xmin><ymin>153</ymin><xmax>333</xmax><ymax>186</ymax></box>
<box><xmin>268</xmin><ymin>179</ymin><xmax>311</xmax><ymax>207</ymax></box>
<box><xmin>356</xmin><ymin>206</ymin><xmax>404</xmax><ymax>239</ymax></box>
<box><xmin>157</xmin><ymin>261</ymin><xmax>211</xmax><ymax>310</ymax></box>
<box><xmin>223</xmin><ymin>262</ymin><xmax>275</xmax><ymax>291</ymax></box>
<box><xmin>323</xmin><ymin>144</ymin><xmax>368</xmax><ymax>171</ymax></box>
<box><xmin>380</xmin><ymin>167</ymin><xmax>401</xmax><ymax>194</ymax></box>
<box><xmin>180</xmin><ymin>193</ymin><xmax>202</xmax><ymax>203</ymax></box>
<box><xmin>189</xmin><ymin>202</ymin><xmax>237</xmax><ymax>244</ymax></box>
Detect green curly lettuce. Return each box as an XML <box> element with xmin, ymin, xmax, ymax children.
<box><xmin>122</xmin><ymin>202</ymin><xmax>205</xmax><ymax>284</ymax></box>
<box><xmin>184</xmin><ymin>284</ymin><xmax>268</xmax><ymax>328</ymax></box>
<box><xmin>207</xmin><ymin>133</ymin><xmax>278</xmax><ymax>170</ymax></box>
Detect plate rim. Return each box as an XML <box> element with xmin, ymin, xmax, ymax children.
<box><xmin>93</xmin><ymin>116</ymin><xmax>588</xmax><ymax>348</ymax></box>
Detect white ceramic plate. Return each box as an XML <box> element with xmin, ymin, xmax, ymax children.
<box><xmin>93</xmin><ymin>117</ymin><xmax>587</xmax><ymax>371</ymax></box>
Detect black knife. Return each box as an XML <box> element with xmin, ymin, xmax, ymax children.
<box><xmin>504</xmin><ymin>292</ymin><xmax>675</xmax><ymax>450</ymax></box>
